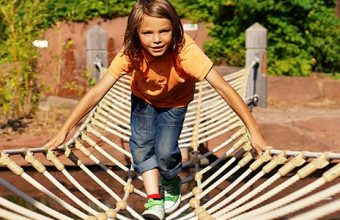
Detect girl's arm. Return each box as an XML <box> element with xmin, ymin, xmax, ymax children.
<box><xmin>44</xmin><ymin>73</ymin><xmax>119</xmax><ymax>150</ymax></box>
<box><xmin>205</xmin><ymin>68</ymin><xmax>267</xmax><ymax>154</ymax></box>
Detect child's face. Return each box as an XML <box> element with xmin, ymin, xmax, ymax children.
<box><xmin>138</xmin><ymin>15</ymin><xmax>173</xmax><ymax>57</ymax></box>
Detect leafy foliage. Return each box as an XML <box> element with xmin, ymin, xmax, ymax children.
<box><xmin>0</xmin><ymin>0</ymin><xmax>48</xmax><ymax>121</ymax></box>
<box><xmin>43</xmin><ymin>0</ymin><xmax>135</xmax><ymax>27</ymax></box>
<box><xmin>171</xmin><ymin>0</ymin><xmax>224</xmax><ymax>22</ymax></box>
<box><xmin>204</xmin><ymin>0</ymin><xmax>340</xmax><ymax>76</ymax></box>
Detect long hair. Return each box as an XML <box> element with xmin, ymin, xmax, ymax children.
<box><xmin>123</xmin><ymin>0</ymin><xmax>184</xmax><ymax>64</ymax></box>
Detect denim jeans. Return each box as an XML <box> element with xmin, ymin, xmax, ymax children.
<box><xmin>129</xmin><ymin>94</ymin><xmax>187</xmax><ymax>179</ymax></box>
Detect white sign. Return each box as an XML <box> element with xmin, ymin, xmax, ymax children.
<box><xmin>183</xmin><ymin>23</ymin><xmax>199</xmax><ymax>31</ymax></box>
<box><xmin>32</xmin><ymin>40</ymin><xmax>48</xmax><ymax>48</ymax></box>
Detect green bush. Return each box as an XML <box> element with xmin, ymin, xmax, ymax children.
<box><xmin>0</xmin><ymin>0</ymin><xmax>47</xmax><ymax>121</ymax></box>
<box><xmin>44</xmin><ymin>0</ymin><xmax>135</xmax><ymax>26</ymax></box>
<box><xmin>204</xmin><ymin>0</ymin><xmax>340</xmax><ymax>76</ymax></box>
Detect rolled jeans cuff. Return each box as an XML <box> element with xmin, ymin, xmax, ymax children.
<box><xmin>133</xmin><ymin>155</ymin><xmax>159</xmax><ymax>174</ymax></box>
<box><xmin>160</xmin><ymin>162</ymin><xmax>182</xmax><ymax>180</ymax></box>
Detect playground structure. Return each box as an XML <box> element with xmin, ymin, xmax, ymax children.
<box><xmin>0</xmin><ymin>65</ymin><xmax>340</xmax><ymax>220</ymax></box>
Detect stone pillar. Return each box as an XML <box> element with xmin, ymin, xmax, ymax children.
<box><xmin>86</xmin><ymin>25</ymin><xmax>108</xmax><ymax>82</ymax></box>
<box><xmin>245</xmin><ymin>22</ymin><xmax>267</xmax><ymax>108</ymax></box>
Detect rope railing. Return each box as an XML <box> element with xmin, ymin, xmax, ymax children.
<box><xmin>1</xmin><ymin>66</ymin><xmax>339</xmax><ymax>220</ymax></box>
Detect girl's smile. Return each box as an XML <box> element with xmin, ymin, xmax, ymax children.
<box><xmin>138</xmin><ymin>15</ymin><xmax>173</xmax><ymax>57</ymax></box>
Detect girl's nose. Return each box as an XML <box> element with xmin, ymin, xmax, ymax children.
<box><xmin>153</xmin><ymin>34</ymin><xmax>161</xmax><ymax>44</ymax></box>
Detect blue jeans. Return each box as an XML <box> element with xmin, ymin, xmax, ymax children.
<box><xmin>129</xmin><ymin>94</ymin><xmax>187</xmax><ymax>179</ymax></box>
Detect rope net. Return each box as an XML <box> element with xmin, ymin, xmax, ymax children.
<box><xmin>0</xmin><ymin>68</ymin><xmax>339</xmax><ymax>220</ymax></box>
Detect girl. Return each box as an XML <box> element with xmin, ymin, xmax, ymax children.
<box><xmin>45</xmin><ymin>0</ymin><xmax>268</xmax><ymax>219</ymax></box>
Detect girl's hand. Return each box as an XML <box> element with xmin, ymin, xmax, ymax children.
<box><xmin>44</xmin><ymin>130</ymin><xmax>68</xmax><ymax>151</ymax></box>
<box><xmin>249</xmin><ymin>132</ymin><xmax>268</xmax><ymax>155</ymax></box>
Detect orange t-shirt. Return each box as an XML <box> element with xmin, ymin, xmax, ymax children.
<box><xmin>108</xmin><ymin>34</ymin><xmax>213</xmax><ymax>108</ymax></box>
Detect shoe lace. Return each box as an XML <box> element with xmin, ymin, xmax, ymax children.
<box><xmin>145</xmin><ymin>199</ymin><xmax>163</xmax><ymax>209</ymax></box>
<box><xmin>163</xmin><ymin>183</ymin><xmax>175</xmax><ymax>195</ymax></box>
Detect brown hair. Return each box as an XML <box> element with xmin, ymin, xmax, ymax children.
<box><xmin>123</xmin><ymin>0</ymin><xmax>184</xmax><ymax>63</ymax></box>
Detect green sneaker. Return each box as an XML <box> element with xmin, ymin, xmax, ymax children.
<box><xmin>161</xmin><ymin>176</ymin><xmax>181</xmax><ymax>213</ymax></box>
<box><xmin>142</xmin><ymin>199</ymin><xmax>165</xmax><ymax>220</ymax></box>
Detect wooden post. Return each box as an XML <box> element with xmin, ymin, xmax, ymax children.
<box><xmin>245</xmin><ymin>22</ymin><xmax>267</xmax><ymax>108</ymax></box>
<box><xmin>86</xmin><ymin>25</ymin><xmax>108</xmax><ymax>82</ymax></box>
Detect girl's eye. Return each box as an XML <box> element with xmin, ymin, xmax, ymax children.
<box><xmin>143</xmin><ymin>31</ymin><xmax>152</xmax><ymax>35</ymax></box>
<box><xmin>161</xmin><ymin>30</ymin><xmax>171</xmax><ymax>35</ymax></box>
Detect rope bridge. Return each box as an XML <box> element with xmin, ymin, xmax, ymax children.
<box><xmin>1</xmin><ymin>67</ymin><xmax>340</xmax><ymax>220</ymax></box>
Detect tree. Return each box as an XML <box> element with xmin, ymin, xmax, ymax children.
<box><xmin>0</xmin><ymin>0</ymin><xmax>48</xmax><ymax>122</ymax></box>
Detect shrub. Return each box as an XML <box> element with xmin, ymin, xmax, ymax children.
<box><xmin>204</xmin><ymin>0</ymin><xmax>340</xmax><ymax>76</ymax></box>
<box><xmin>0</xmin><ymin>0</ymin><xmax>48</xmax><ymax>121</ymax></box>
